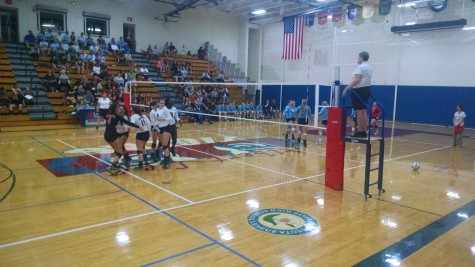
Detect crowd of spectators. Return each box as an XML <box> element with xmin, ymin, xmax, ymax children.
<box><xmin>0</xmin><ymin>85</ymin><xmax>35</xmax><ymax>115</ymax></box>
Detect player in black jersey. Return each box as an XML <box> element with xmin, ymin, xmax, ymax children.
<box><xmin>104</xmin><ymin>104</ymin><xmax>140</xmax><ymax>175</ymax></box>
<box><xmin>116</xmin><ymin>105</ymin><xmax>132</xmax><ymax>168</ymax></box>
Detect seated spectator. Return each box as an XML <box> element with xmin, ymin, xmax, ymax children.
<box><xmin>29</xmin><ymin>44</ymin><xmax>40</xmax><ymax>61</ymax></box>
<box><xmin>0</xmin><ymin>87</ymin><xmax>9</xmax><ymax>108</ymax></box>
<box><xmin>139</xmin><ymin>65</ymin><xmax>149</xmax><ymax>80</ymax></box>
<box><xmin>200</xmin><ymin>71</ymin><xmax>212</xmax><ymax>82</ymax></box>
<box><xmin>99</xmin><ymin>62</ymin><xmax>109</xmax><ymax>81</ymax></box>
<box><xmin>37</xmin><ymin>29</ymin><xmax>46</xmax><ymax>42</ymax></box>
<box><xmin>45</xmin><ymin>28</ymin><xmax>55</xmax><ymax>44</ymax></box>
<box><xmin>169</xmin><ymin>42</ymin><xmax>177</xmax><ymax>55</ymax></box>
<box><xmin>9</xmin><ymin>88</ymin><xmax>24</xmax><ymax>115</ymax></box>
<box><xmin>117</xmin><ymin>37</ymin><xmax>129</xmax><ymax>52</ymax></box>
<box><xmin>43</xmin><ymin>70</ymin><xmax>57</xmax><ymax>92</ymax></box>
<box><xmin>97</xmin><ymin>35</ymin><xmax>106</xmax><ymax>48</ymax></box>
<box><xmin>150</xmin><ymin>45</ymin><xmax>159</xmax><ymax>59</ymax></box>
<box><xmin>23</xmin><ymin>87</ymin><xmax>35</xmax><ymax>106</ymax></box>
<box><xmin>24</xmin><ymin>30</ymin><xmax>36</xmax><ymax>48</ymax></box>
<box><xmin>113</xmin><ymin>74</ymin><xmax>125</xmax><ymax>90</ymax></box>
<box><xmin>64</xmin><ymin>93</ymin><xmax>77</xmax><ymax>107</ymax></box>
<box><xmin>186</xmin><ymin>50</ymin><xmax>192</xmax><ymax>56</ymax></box>
<box><xmin>68</xmin><ymin>42</ymin><xmax>79</xmax><ymax>61</ymax></box>
<box><xmin>163</xmin><ymin>41</ymin><xmax>170</xmax><ymax>57</ymax></box>
<box><xmin>77</xmin><ymin>32</ymin><xmax>86</xmax><ymax>49</ymax></box>
<box><xmin>50</xmin><ymin>55</ymin><xmax>60</xmax><ymax>75</ymax></box>
<box><xmin>86</xmin><ymin>52</ymin><xmax>96</xmax><ymax>69</ymax></box>
<box><xmin>83</xmin><ymin>90</ymin><xmax>94</xmax><ymax>106</ymax></box>
<box><xmin>69</xmin><ymin>31</ymin><xmax>76</xmax><ymax>45</ymax></box>
<box><xmin>144</xmin><ymin>93</ymin><xmax>153</xmax><ymax>107</ymax></box>
<box><xmin>142</xmin><ymin>44</ymin><xmax>152</xmax><ymax>58</ymax></box>
<box><xmin>59</xmin><ymin>40</ymin><xmax>70</xmax><ymax>61</ymax></box>
<box><xmin>89</xmin><ymin>42</ymin><xmax>99</xmax><ymax>53</ymax></box>
<box><xmin>116</xmin><ymin>48</ymin><xmax>125</xmax><ymax>66</ymax></box>
<box><xmin>39</xmin><ymin>39</ymin><xmax>49</xmax><ymax>56</ymax></box>
<box><xmin>124</xmin><ymin>50</ymin><xmax>133</xmax><ymax>67</ymax></box>
<box><xmin>85</xmin><ymin>33</ymin><xmax>94</xmax><ymax>48</ymax></box>
<box><xmin>92</xmin><ymin>63</ymin><xmax>102</xmax><ymax>76</ymax></box>
<box><xmin>62</xmin><ymin>31</ymin><xmax>71</xmax><ymax>44</ymax></box>
<box><xmin>216</xmin><ymin>71</ymin><xmax>225</xmax><ymax>82</ymax></box>
<box><xmin>96</xmin><ymin>52</ymin><xmax>105</xmax><ymax>64</ymax></box>
<box><xmin>49</xmin><ymin>39</ymin><xmax>59</xmax><ymax>57</ymax></box>
<box><xmin>55</xmin><ymin>30</ymin><xmax>63</xmax><ymax>43</ymax></box>
<box><xmin>58</xmin><ymin>70</ymin><xmax>71</xmax><ymax>92</ymax></box>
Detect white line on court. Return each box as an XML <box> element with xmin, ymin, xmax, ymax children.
<box><xmin>392</xmin><ymin>138</ymin><xmax>450</xmax><ymax>147</ymax></box>
<box><xmin>0</xmin><ymin>139</ymin><xmax>451</xmax><ymax>249</ymax></box>
<box><xmin>56</xmin><ymin>139</ymin><xmax>194</xmax><ymax>204</ymax></box>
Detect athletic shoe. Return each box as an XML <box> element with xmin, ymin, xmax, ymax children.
<box><xmin>96</xmin><ymin>126</ymin><xmax>99</xmax><ymax>130</ymax></box>
<box><xmin>162</xmin><ymin>162</ymin><xmax>170</xmax><ymax>169</ymax></box>
<box><xmin>171</xmin><ymin>147</ymin><xmax>176</xmax><ymax>157</ymax></box>
<box><xmin>303</xmin><ymin>140</ymin><xmax>307</xmax><ymax>147</ymax></box>
<box><xmin>134</xmin><ymin>165</ymin><xmax>144</xmax><ymax>170</ymax></box>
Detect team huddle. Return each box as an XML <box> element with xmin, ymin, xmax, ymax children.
<box><xmin>102</xmin><ymin>99</ymin><xmax>180</xmax><ymax>176</ymax></box>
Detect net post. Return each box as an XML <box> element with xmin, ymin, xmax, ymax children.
<box><xmin>124</xmin><ymin>81</ymin><xmax>131</xmax><ymax>114</ymax></box>
<box><xmin>334</xmin><ymin>66</ymin><xmax>340</xmax><ymax>107</ymax></box>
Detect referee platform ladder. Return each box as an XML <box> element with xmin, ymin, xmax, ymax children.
<box><xmin>340</xmin><ymin>94</ymin><xmax>386</xmax><ymax>200</ymax></box>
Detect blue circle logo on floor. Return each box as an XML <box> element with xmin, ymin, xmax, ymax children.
<box><xmin>248</xmin><ymin>209</ymin><xmax>320</xmax><ymax>235</ymax></box>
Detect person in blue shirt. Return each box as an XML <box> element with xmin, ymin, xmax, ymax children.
<box><xmin>246</xmin><ymin>102</ymin><xmax>254</xmax><ymax>118</ymax></box>
<box><xmin>255</xmin><ymin>104</ymin><xmax>263</xmax><ymax>119</ymax></box>
<box><xmin>217</xmin><ymin>103</ymin><xmax>225</xmax><ymax>121</ymax></box>
<box><xmin>317</xmin><ymin>101</ymin><xmax>329</xmax><ymax>145</ymax></box>
<box><xmin>228</xmin><ymin>102</ymin><xmax>237</xmax><ymax>119</ymax></box>
<box><xmin>293</xmin><ymin>99</ymin><xmax>313</xmax><ymax>147</ymax></box>
<box><xmin>283</xmin><ymin>100</ymin><xmax>296</xmax><ymax>140</ymax></box>
<box><xmin>237</xmin><ymin>102</ymin><xmax>246</xmax><ymax>119</ymax></box>
<box><xmin>24</xmin><ymin>30</ymin><xmax>36</xmax><ymax>48</ymax></box>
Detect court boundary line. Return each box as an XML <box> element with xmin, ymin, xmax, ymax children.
<box><xmin>56</xmin><ymin>139</ymin><xmax>194</xmax><ymax>204</ymax></box>
<box><xmin>140</xmin><ymin>242</ymin><xmax>217</xmax><ymax>267</ymax></box>
<box><xmin>0</xmin><ymin>190</ymin><xmax>122</xmax><ymax>213</ymax></box>
<box><xmin>0</xmin><ymin>135</ymin><xmax>454</xmax><ymax>251</ymax></box>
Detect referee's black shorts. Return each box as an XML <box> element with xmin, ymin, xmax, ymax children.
<box><xmin>351</xmin><ymin>86</ymin><xmax>371</xmax><ymax>110</ymax></box>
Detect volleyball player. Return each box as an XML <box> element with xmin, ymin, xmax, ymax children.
<box><xmin>116</xmin><ymin>104</ymin><xmax>132</xmax><ymax>167</ymax></box>
<box><xmin>370</xmin><ymin>102</ymin><xmax>381</xmax><ymax>136</ymax></box>
<box><xmin>283</xmin><ymin>100</ymin><xmax>296</xmax><ymax>141</ymax></box>
<box><xmin>166</xmin><ymin>98</ymin><xmax>180</xmax><ymax>157</ymax></box>
<box><xmin>294</xmin><ymin>99</ymin><xmax>313</xmax><ymax>147</ymax></box>
<box><xmin>103</xmin><ymin>104</ymin><xmax>140</xmax><ymax>175</ymax></box>
<box><xmin>149</xmin><ymin>101</ymin><xmax>160</xmax><ymax>163</ymax></box>
<box><xmin>130</xmin><ymin>106</ymin><xmax>152</xmax><ymax>170</ymax></box>
<box><xmin>96</xmin><ymin>92</ymin><xmax>111</xmax><ymax>130</ymax></box>
<box><xmin>156</xmin><ymin>99</ymin><xmax>174</xmax><ymax>169</ymax></box>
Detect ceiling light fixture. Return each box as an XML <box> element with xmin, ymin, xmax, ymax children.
<box><xmin>251</xmin><ymin>9</ymin><xmax>266</xmax><ymax>15</ymax></box>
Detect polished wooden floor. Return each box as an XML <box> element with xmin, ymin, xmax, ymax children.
<box><xmin>0</xmin><ymin>121</ymin><xmax>474</xmax><ymax>266</ymax></box>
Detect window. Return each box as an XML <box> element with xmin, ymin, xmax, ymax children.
<box><xmin>38</xmin><ymin>10</ymin><xmax>66</xmax><ymax>31</ymax></box>
<box><xmin>84</xmin><ymin>16</ymin><xmax>109</xmax><ymax>37</ymax></box>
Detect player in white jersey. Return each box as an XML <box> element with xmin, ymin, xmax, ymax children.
<box><xmin>131</xmin><ymin>106</ymin><xmax>152</xmax><ymax>170</ymax></box>
<box><xmin>166</xmin><ymin>98</ymin><xmax>180</xmax><ymax>157</ymax></box>
<box><xmin>156</xmin><ymin>99</ymin><xmax>174</xmax><ymax>169</ymax></box>
<box><xmin>149</xmin><ymin>101</ymin><xmax>160</xmax><ymax>163</ymax></box>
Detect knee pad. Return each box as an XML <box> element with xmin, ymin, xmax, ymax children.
<box><xmin>291</xmin><ymin>127</ymin><xmax>296</xmax><ymax>133</ymax></box>
<box><xmin>114</xmin><ymin>152</ymin><xmax>122</xmax><ymax>158</ymax></box>
<box><xmin>136</xmin><ymin>150</ymin><xmax>143</xmax><ymax>154</ymax></box>
<box><xmin>151</xmin><ymin>143</ymin><xmax>157</xmax><ymax>149</ymax></box>
<box><xmin>162</xmin><ymin>145</ymin><xmax>169</xmax><ymax>151</ymax></box>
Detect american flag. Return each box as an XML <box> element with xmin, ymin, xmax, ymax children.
<box><xmin>282</xmin><ymin>16</ymin><xmax>304</xmax><ymax>60</ymax></box>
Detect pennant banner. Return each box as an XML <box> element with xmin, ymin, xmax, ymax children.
<box><xmin>347</xmin><ymin>5</ymin><xmax>358</xmax><ymax>21</ymax></box>
<box><xmin>317</xmin><ymin>12</ymin><xmax>328</xmax><ymax>25</ymax></box>
<box><xmin>332</xmin><ymin>7</ymin><xmax>343</xmax><ymax>22</ymax></box>
<box><xmin>379</xmin><ymin>0</ymin><xmax>392</xmax><ymax>16</ymax></box>
<box><xmin>305</xmin><ymin>14</ymin><xmax>315</xmax><ymax>27</ymax></box>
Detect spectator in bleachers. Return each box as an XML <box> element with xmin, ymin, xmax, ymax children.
<box><xmin>92</xmin><ymin>62</ymin><xmax>102</xmax><ymax>77</ymax></box>
<box><xmin>124</xmin><ymin>50</ymin><xmax>133</xmax><ymax>67</ymax></box>
<box><xmin>139</xmin><ymin>65</ymin><xmax>149</xmax><ymax>80</ymax></box>
<box><xmin>62</xmin><ymin>31</ymin><xmax>71</xmax><ymax>44</ymax></box>
<box><xmin>83</xmin><ymin>90</ymin><xmax>94</xmax><ymax>106</ymax></box>
<box><xmin>197</xmin><ymin>46</ymin><xmax>204</xmax><ymax>60</ymax></box>
<box><xmin>77</xmin><ymin>32</ymin><xmax>86</xmax><ymax>49</ymax></box>
<box><xmin>215</xmin><ymin>71</ymin><xmax>225</xmax><ymax>83</ymax></box>
<box><xmin>142</xmin><ymin>44</ymin><xmax>152</xmax><ymax>59</ymax></box>
<box><xmin>50</xmin><ymin>39</ymin><xmax>59</xmax><ymax>58</ymax></box>
<box><xmin>43</xmin><ymin>70</ymin><xmax>57</xmax><ymax>92</ymax></box>
<box><xmin>50</xmin><ymin>55</ymin><xmax>60</xmax><ymax>75</ymax></box>
<box><xmin>113</xmin><ymin>74</ymin><xmax>125</xmax><ymax>90</ymax></box>
<box><xmin>86</xmin><ymin>52</ymin><xmax>96</xmax><ymax>70</ymax></box>
<box><xmin>89</xmin><ymin>42</ymin><xmax>99</xmax><ymax>53</ymax></box>
<box><xmin>23</xmin><ymin>87</ymin><xmax>34</xmax><ymax>106</ymax></box>
<box><xmin>169</xmin><ymin>42</ymin><xmax>177</xmax><ymax>55</ymax></box>
<box><xmin>65</xmin><ymin>93</ymin><xmax>77</xmax><ymax>107</ymax></box>
<box><xmin>186</xmin><ymin>51</ymin><xmax>192</xmax><ymax>56</ymax></box>
<box><xmin>55</xmin><ymin>30</ymin><xmax>63</xmax><ymax>43</ymax></box>
<box><xmin>37</xmin><ymin>29</ymin><xmax>46</xmax><ymax>42</ymax></box>
<box><xmin>85</xmin><ymin>33</ymin><xmax>94</xmax><ymax>48</ymax></box>
<box><xmin>58</xmin><ymin>70</ymin><xmax>71</xmax><ymax>92</ymax></box>
<box><xmin>29</xmin><ymin>44</ymin><xmax>40</xmax><ymax>61</ymax></box>
<box><xmin>116</xmin><ymin>48</ymin><xmax>126</xmax><ymax>66</ymax></box>
<box><xmin>97</xmin><ymin>35</ymin><xmax>106</xmax><ymax>48</ymax></box>
<box><xmin>59</xmin><ymin>40</ymin><xmax>70</xmax><ymax>61</ymax></box>
<box><xmin>151</xmin><ymin>45</ymin><xmax>159</xmax><ymax>59</ymax></box>
<box><xmin>99</xmin><ymin>62</ymin><xmax>109</xmax><ymax>81</ymax></box>
<box><xmin>163</xmin><ymin>41</ymin><xmax>170</xmax><ymax>57</ymax></box>
<box><xmin>117</xmin><ymin>37</ymin><xmax>129</xmax><ymax>52</ymax></box>
<box><xmin>200</xmin><ymin>70</ymin><xmax>212</xmax><ymax>82</ymax></box>
<box><xmin>24</xmin><ymin>30</ymin><xmax>36</xmax><ymax>48</ymax></box>
<box><xmin>96</xmin><ymin>52</ymin><xmax>105</xmax><ymax>65</ymax></box>
<box><xmin>180</xmin><ymin>65</ymin><xmax>188</xmax><ymax>80</ymax></box>
<box><xmin>9</xmin><ymin>88</ymin><xmax>24</xmax><ymax>115</ymax></box>
<box><xmin>69</xmin><ymin>31</ymin><xmax>76</xmax><ymax>45</ymax></box>
<box><xmin>73</xmin><ymin>54</ymin><xmax>85</xmax><ymax>75</ymax></box>
<box><xmin>0</xmin><ymin>87</ymin><xmax>9</xmax><ymax>108</ymax></box>
<box><xmin>45</xmin><ymin>28</ymin><xmax>55</xmax><ymax>43</ymax></box>
<box><xmin>68</xmin><ymin>41</ymin><xmax>79</xmax><ymax>61</ymax></box>
<box><xmin>39</xmin><ymin>38</ymin><xmax>49</xmax><ymax>56</ymax></box>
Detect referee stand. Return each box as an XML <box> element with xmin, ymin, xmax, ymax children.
<box><xmin>325</xmin><ymin>92</ymin><xmax>386</xmax><ymax>200</ymax></box>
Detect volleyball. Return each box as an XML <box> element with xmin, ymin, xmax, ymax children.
<box><xmin>412</xmin><ymin>162</ymin><xmax>421</xmax><ymax>171</ymax></box>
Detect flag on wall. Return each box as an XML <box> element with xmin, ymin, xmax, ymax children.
<box><xmin>305</xmin><ymin>14</ymin><xmax>315</xmax><ymax>27</ymax></box>
<box><xmin>379</xmin><ymin>0</ymin><xmax>392</xmax><ymax>15</ymax></box>
<box><xmin>317</xmin><ymin>12</ymin><xmax>328</xmax><ymax>25</ymax></box>
<box><xmin>282</xmin><ymin>16</ymin><xmax>304</xmax><ymax>60</ymax></box>
<box><xmin>332</xmin><ymin>7</ymin><xmax>343</xmax><ymax>22</ymax></box>
<box><xmin>347</xmin><ymin>5</ymin><xmax>358</xmax><ymax>21</ymax></box>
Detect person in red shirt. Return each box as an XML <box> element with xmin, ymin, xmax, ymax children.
<box><xmin>371</xmin><ymin>102</ymin><xmax>381</xmax><ymax>135</ymax></box>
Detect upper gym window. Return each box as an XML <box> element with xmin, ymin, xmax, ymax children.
<box><xmin>37</xmin><ymin>10</ymin><xmax>67</xmax><ymax>31</ymax></box>
<box><xmin>83</xmin><ymin>12</ymin><xmax>110</xmax><ymax>37</ymax></box>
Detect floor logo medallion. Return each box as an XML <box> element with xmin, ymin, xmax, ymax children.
<box><xmin>248</xmin><ymin>209</ymin><xmax>320</xmax><ymax>235</ymax></box>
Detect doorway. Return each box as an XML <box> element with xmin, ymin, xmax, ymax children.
<box><xmin>0</xmin><ymin>7</ymin><xmax>18</xmax><ymax>42</ymax></box>
<box><xmin>123</xmin><ymin>23</ymin><xmax>135</xmax><ymax>52</ymax></box>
